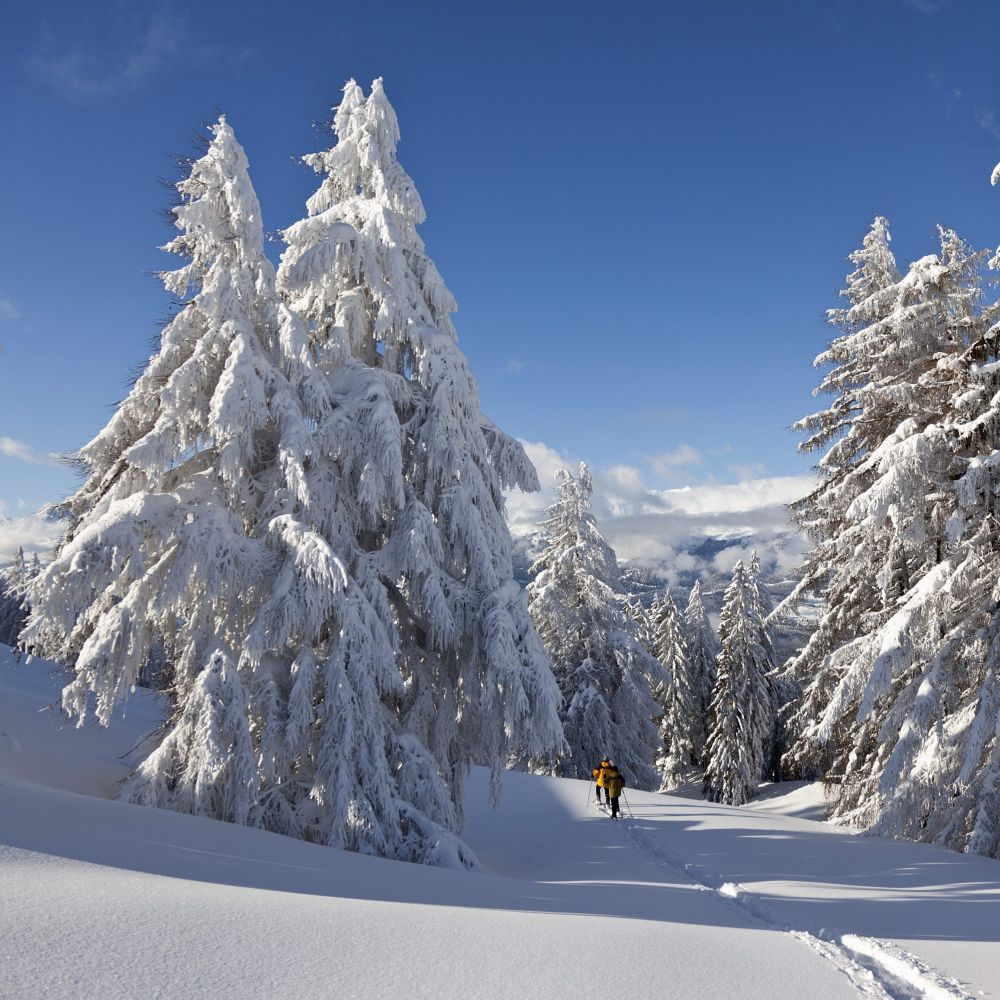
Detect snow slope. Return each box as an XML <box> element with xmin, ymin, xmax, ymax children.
<box><xmin>1</xmin><ymin>646</ymin><xmax>997</xmax><ymax>1000</ymax></box>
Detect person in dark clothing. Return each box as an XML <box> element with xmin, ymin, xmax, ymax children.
<box><xmin>605</xmin><ymin>763</ymin><xmax>625</xmax><ymax>819</ymax></box>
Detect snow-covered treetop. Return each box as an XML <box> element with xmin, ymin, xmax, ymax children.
<box><xmin>529</xmin><ymin>461</ymin><xmax>625</xmax><ymax>664</ymax></box>
<box><xmin>830</xmin><ymin>216</ymin><xmax>899</xmax><ymax>317</ymax></box>
<box><xmin>279</xmin><ymin>78</ymin><xmax>538</xmax><ymax>508</ymax></box>
<box><xmin>74</xmin><ymin>118</ymin><xmax>323</xmax><ymax>515</ymax></box>
<box><xmin>280</xmin><ymin>78</ymin><xmax>456</xmax><ymax>361</ymax></box>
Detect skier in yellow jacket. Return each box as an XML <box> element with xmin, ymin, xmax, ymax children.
<box><xmin>604</xmin><ymin>762</ymin><xmax>625</xmax><ymax>819</ymax></box>
<box><xmin>593</xmin><ymin>758</ymin><xmax>613</xmax><ymax>805</ymax></box>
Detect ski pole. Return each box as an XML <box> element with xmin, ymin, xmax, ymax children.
<box><xmin>622</xmin><ymin>790</ymin><xmax>633</xmax><ymax>819</ymax></box>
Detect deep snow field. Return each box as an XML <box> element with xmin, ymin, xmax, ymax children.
<box><xmin>1</xmin><ymin>644</ymin><xmax>997</xmax><ymax>1000</ymax></box>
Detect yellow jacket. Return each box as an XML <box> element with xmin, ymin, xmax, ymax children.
<box><xmin>595</xmin><ymin>761</ymin><xmax>613</xmax><ymax>787</ymax></box>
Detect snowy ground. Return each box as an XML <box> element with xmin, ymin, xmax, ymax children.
<box><xmin>1</xmin><ymin>646</ymin><xmax>997</xmax><ymax>1000</ymax></box>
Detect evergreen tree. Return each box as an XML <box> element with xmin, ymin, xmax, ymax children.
<box><xmin>276</xmin><ymin>78</ymin><xmax>562</xmax><ymax>820</ymax></box>
<box><xmin>26</xmin><ymin>105</ymin><xmax>560</xmax><ymax>867</ymax></box>
<box><xmin>683</xmin><ymin>579</ymin><xmax>718</xmax><ymax>765</ymax></box>
<box><xmin>703</xmin><ymin>562</ymin><xmax>772</xmax><ymax>805</ymax></box>
<box><xmin>527</xmin><ymin>463</ymin><xmax>664</xmax><ymax>789</ymax></box>
<box><xmin>779</xmin><ymin>223</ymin><xmax>985</xmax><ymax>779</ymax></box>
<box><xmin>652</xmin><ymin>589</ymin><xmax>698</xmax><ymax>791</ymax></box>
<box><xmin>805</xmin><ymin>217</ymin><xmax>1000</xmax><ymax>856</ymax></box>
<box><xmin>0</xmin><ymin>547</ymin><xmax>30</xmax><ymax>647</ymax></box>
<box><xmin>776</xmin><ymin>199</ymin><xmax>1000</xmax><ymax>856</ymax></box>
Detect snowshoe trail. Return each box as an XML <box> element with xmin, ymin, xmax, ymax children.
<box><xmin>617</xmin><ymin>813</ymin><xmax>973</xmax><ymax>1000</ymax></box>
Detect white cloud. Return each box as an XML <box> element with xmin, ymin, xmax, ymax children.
<box><xmin>649</xmin><ymin>444</ymin><xmax>701</xmax><ymax>480</ymax></box>
<box><xmin>651</xmin><ymin>475</ymin><xmax>813</xmax><ymax>518</ymax></box>
<box><xmin>0</xmin><ymin>510</ymin><xmax>64</xmax><ymax>564</ymax></box>
<box><xmin>0</xmin><ymin>437</ymin><xmax>59</xmax><ymax>467</ymax></box>
<box><xmin>497</xmin><ymin>359</ymin><xmax>525</xmax><ymax>375</ymax></box>
<box><xmin>712</xmin><ymin>546</ymin><xmax>746</xmax><ymax>575</ymax></box>
<box><xmin>605</xmin><ymin>464</ymin><xmax>644</xmax><ymax>491</ymax></box>
<box><xmin>507</xmin><ymin>437</ymin><xmax>816</xmax><ymax>583</ymax></box>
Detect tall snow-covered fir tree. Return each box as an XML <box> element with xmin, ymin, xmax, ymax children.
<box><xmin>703</xmin><ymin>561</ymin><xmax>773</xmax><ymax>806</ymax></box>
<box><xmin>526</xmin><ymin>463</ymin><xmax>664</xmax><ymax>789</ymax></box>
<box><xmin>683</xmin><ymin>579</ymin><xmax>718</xmax><ymax>765</ymax></box>
<box><xmin>25</xmin><ymin>100</ymin><xmax>561</xmax><ymax>867</ymax></box>
<box><xmin>809</xmin><ymin>211</ymin><xmax>1000</xmax><ymax>855</ymax></box>
<box><xmin>276</xmin><ymin>78</ymin><xmax>562</xmax><ymax>821</ymax></box>
<box><xmin>651</xmin><ymin>589</ymin><xmax>698</xmax><ymax>791</ymax></box>
<box><xmin>778</xmin><ymin>222</ymin><xmax>984</xmax><ymax>780</ymax></box>
<box><xmin>776</xmin><ymin>197</ymin><xmax>1000</xmax><ymax>857</ymax></box>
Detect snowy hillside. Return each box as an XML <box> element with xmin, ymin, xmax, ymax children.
<box><xmin>2</xmin><ymin>644</ymin><xmax>997</xmax><ymax>1000</ymax></box>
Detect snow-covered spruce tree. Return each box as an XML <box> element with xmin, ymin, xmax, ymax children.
<box><xmin>0</xmin><ymin>547</ymin><xmax>31</xmax><ymax>647</ymax></box>
<box><xmin>703</xmin><ymin>561</ymin><xmax>772</xmax><ymax>805</ymax></box>
<box><xmin>778</xmin><ymin>223</ymin><xmax>985</xmax><ymax>779</ymax></box>
<box><xmin>652</xmin><ymin>589</ymin><xmax>699</xmax><ymax>791</ymax></box>
<box><xmin>798</xmin><ymin>199</ymin><xmax>1000</xmax><ymax>856</ymax></box>
<box><xmin>276</xmin><ymin>79</ymin><xmax>563</xmax><ymax>819</ymax></box>
<box><xmin>683</xmin><ymin>579</ymin><xmax>718</xmax><ymax>765</ymax></box>
<box><xmin>746</xmin><ymin>552</ymin><xmax>778</xmax><ymax>778</ymax></box>
<box><xmin>23</xmin><ymin>111</ymin><xmax>549</xmax><ymax>866</ymax></box>
<box><xmin>526</xmin><ymin>463</ymin><xmax>664</xmax><ymax>789</ymax></box>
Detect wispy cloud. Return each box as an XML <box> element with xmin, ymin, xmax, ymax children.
<box><xmin>728</xmin><ymin>461</ymin><xmax>767</xmax><ymax>481</ymax></box>
<box><xmin>0</xmin><ymin>437</ymin><xmax>60</xmax><ymax>467</ymax></box>
<box><xmin>902</xmin><ymin>0</ymin><xmax>951</xmax><ymax>13</ymax></box>
<box><xmin>497</xmin><ymin>358</ymin><xmax>525</xmax><ymax>376</ymax></box>
<box><xmin>30</xmin><ymin>9</ymin><xmax>182</xmax><ymax>99</ymax></box>
<box><xmin>0</xmin><ymin>296</ymin><xmax>20</xmax><ymax>322</ymax></box>
<box><xmin>28</xmin><ymin>5</ymin><xmax>251</xmax><ymax>101</ymax></box>
<box><xmin>649</xmin><ymin>444</ymin><xmax>701</xmax><ymax>480</ymax></box>
<box><xmin>927</xmin><ymin>72</ymin><xmax>1000</xmax><ymax>148</ymax></box>
<box><xmin>976</xmin><ymin>108</ymin><xmax>1000</xmax><ymax>143</ymax></box>
<box><xmin>123</xmin><ymin>12</ymin><xmax>180</xmax><ymax>83</ymax></box>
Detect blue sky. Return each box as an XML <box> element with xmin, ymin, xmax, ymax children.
<box><xmin>2</xmin><ymin>0</ymin><xmax>1000</xmax><ymax>560</ymax></box>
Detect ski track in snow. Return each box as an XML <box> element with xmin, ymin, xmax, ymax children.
<box><xmin>608</xmin><ymin>803</ymin><xmax>973</xmax><ymax>1000</ymax></box>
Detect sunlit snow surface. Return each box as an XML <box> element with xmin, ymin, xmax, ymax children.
<box><xmin>1</xmin><ymin>645</ymin><xmax>997</xmax><ymax>1000</ymax></box>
